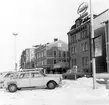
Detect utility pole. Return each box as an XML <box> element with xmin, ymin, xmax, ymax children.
<box><xmin>13</xmin><ymin>33</ymin><xmax>18</xmax><ymax>72</ymax></box>
<box><xmin>90</xmin><ymin>0</ymin><xmax>96</xmax><ymax>89</ymax></box>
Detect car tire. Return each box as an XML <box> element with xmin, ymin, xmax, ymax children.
<box><xmin>47</xmin><ymin>81</ymin><xmax>57</xmax><ymax>89</ymax></box>
<box><xmin>8</xmin><ymin>84</ymin><xmax>17</xmax><ymax>92</ymax></box>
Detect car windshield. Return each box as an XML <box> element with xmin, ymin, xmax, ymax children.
<box><xmin>4</xmin><ymin>73</ymin><xmax>12</xmax><ymax>78</ymax></box>
<box><xmin>4</xmin><ymin>72</ymin><xmax>16</xmax><ymax>78</ymax></box>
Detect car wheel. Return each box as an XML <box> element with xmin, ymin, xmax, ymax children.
<box><xmin>8</xmin><ymin>84</ymin><xmax>17</xmax><ymax>92</ymax></box>
<box><xmin>47</xmin><ymin>81</ymin><xmax>57</xmax><ymax>89</ymax></box>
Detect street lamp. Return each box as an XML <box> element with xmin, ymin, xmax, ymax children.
<box><xmin>13</xmin><ymin>33</ymin><xmax>18</xmax><ymax>72</ymax></box>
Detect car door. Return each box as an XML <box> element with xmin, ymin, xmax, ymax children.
<box><xmin>17</xmin><ymin>72</ymin><xmax>30</xmax><ymax>88</ymax></box>
<box><xmin>30</xmin><ymin>72</ymin><xmax>44</xmax><ymax>87</ymax></box>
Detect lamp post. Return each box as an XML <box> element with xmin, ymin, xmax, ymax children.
<box><xmin>90</xmin><ymin>0</ymin><xmax>96</xmax><ymax>89</ymax></box>
<box><xmin>13</xmin><ymin>33</ymin><xmax>18</xmax><ymax>72</ymax></box>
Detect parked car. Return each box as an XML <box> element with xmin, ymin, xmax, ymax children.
<box><xmin>62</xmin><ymin>69</ymin><xmax>91</xmax><ymax>79</ymax></box>
<box><xmin>0</xmin><ymin>72</ymin><xmax>17</xmax><ymax>88</ymax></box>
<box><xmin>3</xmin><ymin>70</ymin><xmax>62</xmax><ymax>92</ymax></box>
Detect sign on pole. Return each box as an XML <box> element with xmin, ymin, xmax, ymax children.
<box><xmin>77</xmin><ymin>2</ymin><xmax>88</xmax><ymax>16</ymax></box>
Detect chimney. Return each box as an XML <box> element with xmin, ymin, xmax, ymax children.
<box><xmin>54</xmin><ymin>38</ymin><xmax>58</xmax><ymax>42</ymax></box>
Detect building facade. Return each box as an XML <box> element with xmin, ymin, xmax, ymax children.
<box><xmin>68</xmin><ymin>16</ymin><xmax>91</xmax><ymax>73</ymax></box>
<box><xmin>35</xmin><ymin>39</ymin><xmax>69</xmax><ymax>73</ymax></box>
<box><xmin>68</xmin><ymin>9</ymin><xmax>109</xmax><ymax>73</ymax></box>
<box><xmin>20</xmin><ymin>48</ymin><xmax>36</xmax><ymax>69</ymax></box>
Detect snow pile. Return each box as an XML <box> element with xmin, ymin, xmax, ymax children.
<box><xmin>0</xmin><ymin>77</ymin><xmax>109</xmax><ymax>105</ymax></box>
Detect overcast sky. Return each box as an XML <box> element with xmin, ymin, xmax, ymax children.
<box><xmin>0</xmin><ymin>0</ymin><xmax>108</xmax><ymax>72</ymax></box>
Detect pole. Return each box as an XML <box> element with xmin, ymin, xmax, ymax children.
<box><xmin>13</xmin><ymin>33</ymin><xmax>18</xmax><ymax>72</ymax></box>
<box><xmin>90</xmin><ymin>0</ymin><xmax>96</xmax><ymax>89</ymax></box>
<box><xmin>104</xmin><ymin>21</ymin><xmax>109</xmax><ymax>73</ymax></box>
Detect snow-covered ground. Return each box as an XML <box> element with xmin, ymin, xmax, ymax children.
<box><xmin>0</xmin><ymin>77</ymin><xmax>109</xmax><ymax>105</ymax></box>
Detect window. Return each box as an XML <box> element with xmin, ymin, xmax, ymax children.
<box><xmin>44</xmin><ymin>50</ymin><xmax>46</xmax><ymax>56</ymax></box>
<box><xmin>39</xmin><ymin>53</ymin><xmax>41</xmax><ymax>58</ymax></box>
<box><xmin>76</xmin><ymin>19</ymin><xmax>81</xmax><ymax>27</ymax></box>
<box><xmin>19</xmin><ymin>73</ymin><xmax>29</xmax><ymax>79</ymax></box>
<box><xmin>32</xmin><ymin>64</ymin><xmax>34</xmax><ymax>68</ymax></box>
<box><xmin>58</xmin><ymin>59</ymin><xmax>61</xmax><ymax>62</ymax></box>
<box><xmin>37</xmin><ymin>54</ymin><xmax>39</xmax><ymax>59</ymax></box>
<box><xmin>72</xmin><ymin>59</ymin><xmax>77</xmax><ymax>66</ymax></box>
<box><xmin>85</xmin><ymin>42</ymin><xmax>88</xmax><ymax>51</ymax></box>
<box><xmin>81</xmin><ymin>42</ymin><xmax>88</xmax><ymax>52</ymax></box>
<box><xmin>83</xmin><ymin>30</ymin><xmax>87</xmax><ymax>38</ymax></box>
<box><xmin>31</xmin><ymin>72</ymin><xmax>41</xmax><ymax>78</ymax></box>
<box><xmin>63</xmin><ymin>59</ymin><xmax>66</xmax><ymax>62</ymax></box>
<box><xmin>59</xmin><ymin>51</ymin><xmax>61</xmax><ymax>57</ymax></box>
<box><xmin>72</xmin><ymin>46</ymin><xmax>77</xmax><ymax>54</ymax></box>
<box><xmin>43</xmin><ymin>60</ymin><xmax>46</xmax><ymax>65</ymax></box>
<box><xmin>4</xmin><ymin>73</ymin><xmax>12</xmax><ymax>78</ymax></box>
<box><xmin>77</xmin><ymin>33</ymin><xmax>81</xmax><ymax>40</ymax></box>
<box><xmin>72</xmin><ymin>35</ymin><xmax>76</xmax><ymax>43</ymax></box>
<box><xmin>41</xmin><ymin>61</ymin><xmax>43</xmax><ymax>65</ymax></box>
<box><xmin>41</xmin><ymin>52</ymin><xmax>43</xmax><ymax>57</ymax></box>
<box><xmin>63</xmin><ymin>51</ymin><xmax>66</xmax><ymax>57</ymax></box>
<box><xmin>82</xmin><ymin>57</ymin><xmax>89</xmax><ymax>66</ymax></box>
<box><xmin>54</xmin><ymin>51</ymin><xmax>56</xmax><ymax>57</ymax></box>
<box><xmin>81</xmin><ymin>31</ymin><xmax>84</xmax><ymax>39</ymax></box>
<box><xmin>81</xmin><ymin>43</ymin><xmax>85</xmax><ymax>52</ymax></box>
<box><xmin>80</xmin><ymin>30</ymin><xmax>87</xmax><ymax>40</ymax></box>
<box><xmin>54</xmin><ymin>59</ymin><xmax>56</xmax><ymax>64</ymax></box>
<box><xmin>86</xmin><ymin>57</ymin><xmax>89</xmax><ymax>65</ymax></box>
<box><xmin>74</xmin><ymin>35</ymin><xmax>76</xmax><ymax>42</ymax></box>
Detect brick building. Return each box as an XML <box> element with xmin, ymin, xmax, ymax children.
<box><xmin>68</xmin><ymin>9</ymin><xmax>109</xmax><ymax>73</ymax></box>
<box><xmin>34</xmin><ymin>39</ymin><xmax>69</xmax><ymax>73</ymax></box>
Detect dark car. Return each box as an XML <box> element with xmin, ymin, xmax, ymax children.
<box><xmin>62</xmin><ymin>69</ymin><xmax>91</xmax><ymax>80</ymax></box>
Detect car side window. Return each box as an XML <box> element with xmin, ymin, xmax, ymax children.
<box><xmin>19</xmin><ymin>73</ymin><xmax>29</xmax><ymax>79</ymax></box>
<box><xmin>31</xmin><ymin>72</ymin><xmax>42</xmax><ymax>78</ymax></box>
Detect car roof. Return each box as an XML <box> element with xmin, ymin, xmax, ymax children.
<box><xmin>18</xmin><ymin>70</ymin><xmax>40</xmax><ymax>73</ymax></box>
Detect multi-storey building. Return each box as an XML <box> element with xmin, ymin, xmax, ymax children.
<box><xmin>20</xmin><ymin>48</ymin><xmax>36</xmax><ymax>69</ymax></box>
<box><xmin>68</xmin><ymin>9</ymin><xmax>109</xmax><ymax>73</ymax></box>
<box><xmin>34</xmin><ymin>39</ymin><xmax>69</xmax><ymax>73</ymax></box>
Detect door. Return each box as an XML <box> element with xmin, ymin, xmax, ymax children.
<box><xmin>17</xmin><ymin>72</ymin><xmax>30</xmax><ymax>87</ymax></box>
<box><xmin>30</xmin><ymin>72</ymin><xmax>44</xmax><ymax>87</ymax></box>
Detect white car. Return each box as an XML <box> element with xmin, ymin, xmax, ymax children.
<box><xmin>3</xmin><ymin>71</ymin><xmax>62</xmax><ymax>92</ymax></box>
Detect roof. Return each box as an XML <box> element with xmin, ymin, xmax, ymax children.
<box><xmin>93</xmin><ymin>9</ymin><xmax>109</xmax><ymax>30</ymax></box>
<box><xmin>46</xmin><ymin>40</ymin><xmax>68</xmax><ymax>51</ymax></box>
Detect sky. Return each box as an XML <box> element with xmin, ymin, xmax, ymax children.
<box><xmin>0</xmin><ymin>0</ymin><xmax>109</xmax><ymax>72</ymax></box>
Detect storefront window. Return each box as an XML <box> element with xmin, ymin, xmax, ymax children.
<box><xmin>94</xmin><ymin>35</ymin><xmax>102</xmax><ymax>57</ymax></box>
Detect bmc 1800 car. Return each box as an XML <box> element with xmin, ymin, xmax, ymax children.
<box><xmin>3</xmin><ymin>70</ymin><xmax>62</xmax><ymax>92</ymax></box>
